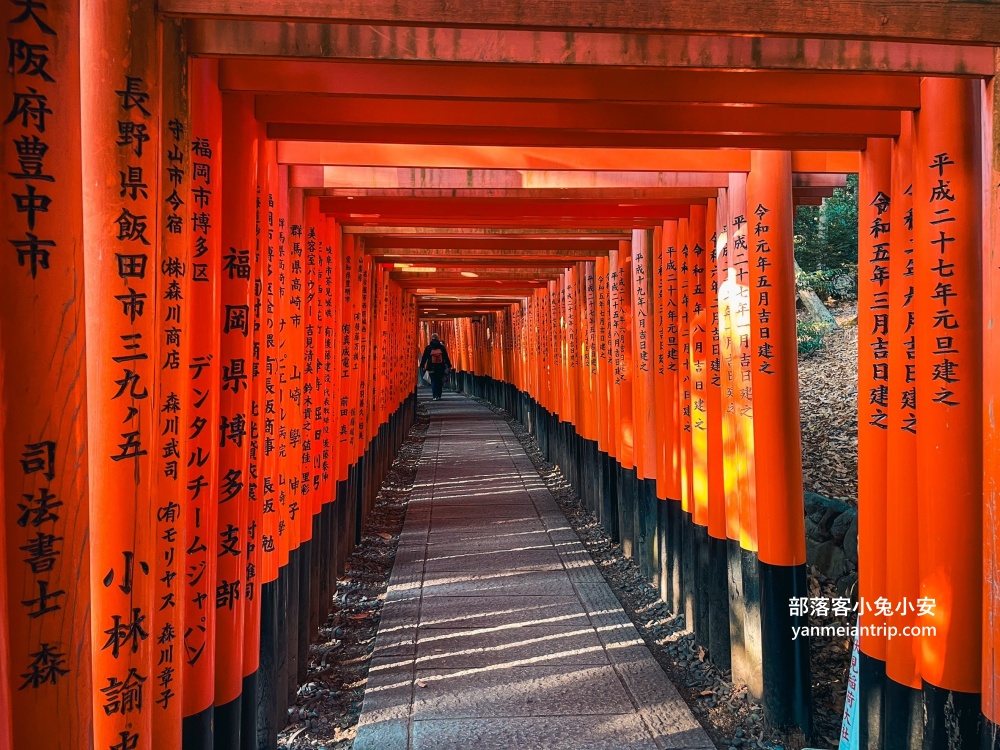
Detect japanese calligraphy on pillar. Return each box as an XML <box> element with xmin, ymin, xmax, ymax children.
<box><xmin>635</xmin><ymin>239</ymin><xmax>650</xmax><ymax>376</ymax></box>
<box><xmin>182</xmin><ymin>58</ymin><xmax>221</xmax><ymax>722</ymax></box>
<box><xmin>897</xmin><ymin>183</ymin><xmax>916</xmax><ymax>435</ymax></box>
<box><xmin>81</xmin><ymin>0</ymin><xmax>162</xmax><ymax>744</ymax></box>
<box><xmin>153</xmin><ymin>23</ymin><xmax>189</xmax><ymax>737</ymax></box>
<box><xmin>867</xmin><ymin>187</ymin><xmax>892</xmax><ymax>430</ymax></box>
<box><xmin>690</xmin><ymin>231</ymin><xmax>708</xmax><ymax>435</ymax></box>
<box><xmin>259</xmin><ymin>150</ymin><xmax>279</xmax><ymax>582</ymax></box>
<box><xmin>731</xmin><ymin>210</ymin><xmax>753</xmax><ymax>409</ymax></box>
<box><xmin>2</xmin><ymin>2</ymin><xmax>92</xmax><ymax>746</ymax></box>
<box><xmin>751</xmin><ymin>203</ymin><xmax>776</xmax><ymax>376</ymax></box>
<box><xmin>924</xmin><ymin>152</ymin><xmax>961</xmax><ymax>409</ymax></box>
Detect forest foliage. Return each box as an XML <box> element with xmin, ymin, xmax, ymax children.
<box><xmin>793</xmin><ymin>173</ymin><xmax>858</xmax><ymax>301</ymax></box>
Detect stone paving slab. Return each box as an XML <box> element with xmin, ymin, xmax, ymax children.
<box><xmin>415</xmin><ymin>625</ymin><xmax>610</xmax><ymax>668</ymax></box>
<box><xmin>411</xmin><ymin>716</ymin><xmax>664</xmax><ymax>750</ymax></box>
<box><xmin>420</xmin><ymin>569</ymin><xmax>576</xmax><ymax>598</ymax></box>
<box><xmin>418</xmin><ymin>595</ymin><xmax>593</xmax><ymax>629</ymax></box>
<box><xmin>354</xmin><ymin>393</ymin><xmax>714</xmax><ymax>750</ymax></box>
<box><xmin>410</xmin><ymin>664</ymin><xmax>636</xmax><ymax>719</ymax></box>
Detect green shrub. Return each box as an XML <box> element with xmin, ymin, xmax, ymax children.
<box><xmin>797</xmin><ymin>321</ymin><xmax>829</xmax><ymax>355</ymax></box>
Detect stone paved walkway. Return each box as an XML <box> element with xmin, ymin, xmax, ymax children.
<box><xmin>355</xmin><ymin>392</ymin><xmax>714</xmax><ymax>750</ymax></box>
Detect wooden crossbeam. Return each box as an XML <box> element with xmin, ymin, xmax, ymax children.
<box><xmin>292</xmin><ymin>167</ymin><xmax>846</xmax><ymax>190</ymax></box>
<box><xmin>168</xmin><ymin>2</ymin><xmax>1000</xmax><ymax>46</ymax></box>
<box><xmin>280</xmin><ymin>142</ymin><xmax>861</xmax><ymax>173</ymax></box>
<box><xmin>221</xmin><ymin>60</ymin><xmax>922</xmax><ymax>109</ymax></box>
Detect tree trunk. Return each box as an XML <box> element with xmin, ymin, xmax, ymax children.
<box><xmin>794</xmin><ymin>260</ymin><xmax>839</xmax><ymax>328</ymax></box>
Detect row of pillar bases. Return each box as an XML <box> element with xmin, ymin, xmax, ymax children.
<box><xmin>441</xmin><ymin>80</ymin><xmax>994</xmax><ymax>746</ymax></box>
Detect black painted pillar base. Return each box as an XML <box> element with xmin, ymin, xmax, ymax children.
<box><xmin>740</xmin><ymin>547</ymin><xmax>763</xmax><ymax>700</ymax></box>
<box><xmin>618</xmin><ymin>466</ymin><xmax>636</xmax><ymax>559</ymax></box>
<box><xmin>983</xmin><ymin>717</ymin><xmax>1000</xmax><ymax>750</ymax></box>
<box><xmin>240</xmin><ymin>671</ymin><xmax>258</xmax><ymax>750</ymax></box>
<box><xmin>257</xmin><ymin>579</ymin><xmax>279</xmax><ymax>750</ymax></box>
<box><xmin>707</xmin><ymin>533</ymin><xmax>732</xmax><ymax>671</ymax></box>
<box><xmin>603</xmin><ymin>452</ymin><xmax>619</xmax><ymax>542</ymax></box>
<box><xmin>657</xmin><ymin>498</ymin><xmax>670</xmax><ymax>604</ymax></box>
<box><xmin>725</xmin><ymin>537</ymin><xmax>747</xmax><ymax>686</ymax></box>
<box><xmin>298</xmin><ymin>537</ymin><xmax>312</xmax><ymax>686</ymax></box>
<box><xmin>214</xmin><ymin>695</ymin><xmax>242</xmax><ymax>750</ymax></box>
<box><xmin>310</xmin><ymin>515</ymin><xmax>322</xmax><ymax>635</ymax></box>
<box><xmin>286</xmin><ymin>547</ymin><xmax>300</xmax><ymax>706</ymax></box>
<box><xmin>275</xmin><ymin>566</ymin><xmax>289</xmax><ymax>727</ymax></box>
<box><xmin>693</xmin><ymin>524</ymin><xmax>711</xmax><ymax>650</ymax></box>
<box><xmin>681</xmin><ymin>511</ymin><xmax>695</xmax><ymax>630</ymax></box>
<box><xmin>354</xmin><ymin>454</ymin><xmax>366</xmax><ymax>544</ymax></box>
<box><xmin>639</xmin><ymin>478</ymin><xmax>658</xmax><ymax>586</ymax></box>
<box><xmin>922</xmin><ymin>681</ymin><xmax>980</xmax><ymax>750</ymax></box>
<box><xmin>336</xmin><ymin>481</ymin><xmax>349</xmax><ymax>574</ymax></box>
<box><xmin>759</xmin><ymin>560</ymin><xmax>812</xmax><ymax>738</ymax></box>
<box><xmin>182</xmin><ymin>706</ymin><xmax>213</xmax><ymax>750</ymax></box>
<box><xmin>858</xmin><ymin>652</ymin><xmax>885</xmax><ymax>750</ymax></box>
<box><xmin>883</xmin><ymin>677</ymin><xmax>923</xmax><ymax>750</ymax></box>
<box><xmin>668</xmin><ymin>500</ymin><xmax>683</xmax><ymax>615</ymax></box>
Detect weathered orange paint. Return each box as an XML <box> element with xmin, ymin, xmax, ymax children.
<box><xmin>184</xmin><ymin>56</ymin><xmax>223</xmax><ymax>723</ymax></box>
<box><xmin>677</xmin><ymin>219</ymin><xmax>693</xmax><ymax>515</ymax></box>
<box><xmin>81</xmin><ymin>0</ymin><xmax>160</xmax><ymax>744</ymax></box>
<box><xmin>707</xmin><ymin>197</ymin><xmax>727</xmax><ymax>542</ymax></box>
<box><xmin>746</xmin><ymin>151</ymin><xmax>806</xmax><ymax>567</ymax></box>
<box><xmin>616</xmin><ymin>241</ymin><xmax>636</xmax><ymax>473</ymax></box>
<box><xmin>596</xmin><ymin>258</ymin><xmax>612</xmax><ymax>456</ymax></box>
<box><xmin>728</xmin><ymin>172</ymin><xmax>757</xmax><ymax>553</ymax></box>
<box><xmin>215</xmin><ymin>91</ymin><xmax>258</xmax><ymax>710</ymax></box>
<box><xmin>688</xmin><ymin>206</ymin><xmax>710</xmax><ymax>528</ymax></box>
<box><xmin>632</xmin><ymin>230</ymin><xmax>657</xmax><ymax>481</ymax></box>
<box><xmin>885</xmin><ymin>112</ymin><xmax>921</xmax><ymax>691</ymax></box>
<box><xmin>2</xmin><ymin>1</ymin><xmax>93</xmax><ymax>746</ymax></box>
<box><xmin>662</xmin><ymin>221</ymin><xmax>682</xmax><ymax>503</ymax></box>
<box><xmin>153</xmin><ymin>19</ymin><xmax>190</xmax><ymax>747</ymax></box>
<box><xmin>858</xmin><ymin>137</ymin><xmax>892</xmax><ymax>662</ymax></box>
<box><xmin>913</xmin><ymin>77</ymin><xmax>982</xmax><ymax>694</ymax></box>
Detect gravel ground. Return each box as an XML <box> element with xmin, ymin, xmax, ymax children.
<box><xmin>278</xmin><ymin>405</ymin><xmax>429</xmax><ymax>749</ymax></box>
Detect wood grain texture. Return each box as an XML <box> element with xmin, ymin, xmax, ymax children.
<box><xmin>165</xmin><ymin>0</ymin><xmax>1000</xmax><ymax>45</ymax></box>
<box><xmin>187</xmin><ymin>20</ymin><xmax>996</xmax><ymax>75</ymax></box>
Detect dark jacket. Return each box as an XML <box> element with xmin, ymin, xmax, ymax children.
<box><xmin>420</xmin><ymin>341</ymin><xmax>452</xmax><ymax>374</ymax></box>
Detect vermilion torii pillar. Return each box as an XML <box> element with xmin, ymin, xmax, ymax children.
<box><xmin>985</xmin><ymin>50</ymin><xmax>1000</xmax><ymax>750</ymax></box>
<box><xmin>728</xmin><ymin>171</ymin><xmax>763</xmax><ymax>698</ymax></box>
<box><xmin>184</xmin><ymin>57</ymin><xmax>223</xmax><ymax>750</ymax></box>
<box><xmin>153</xmin><ymin>18</ymin><xmax>190</xmax><ymax>749</ymax></box>
<box><xmin>632</xmin><ymin>228</ymin><xmax>658</xmax><ymax>583</ymax></box>
<box><xmin>858</xmin><ymin>136</ymin><xmax>892</xmax><ymax>749</ymax></box>
<box><xmin>746</xmin><ymin>150</ymin><xmax>811</xmax><ymax>735</ymax></box>
<box><xmin>707</xmin><ymin>196</ymin><xmax>732</xmax><ymax>672</ymax></box>
<box><xmin>657</xmin><ymin>220</ymin><xmax>683</xmax><ymax>613</ymax></box>
<box><xmin>256</xmin><ymin>138</ymin><xmax>281</xmax><ymax>748</ymax></box>
<box><xmin>81</xmin><ymin>1</ymin><xmax>160</xmax><ymax>747</ymax></box>
<box><xmin>913</xmin><ymin>76</ymin><xmax>983</xmax><ymax>748</ymax></box>
<box><xmin>2</xmin><ymin>2</ymin><xmax>92</xmax><ymax>748</ymax></box>
<box><xmin>688</xmin><ymin>205</ymin><xmax>711</xmax><ymax>649</ymax></box>
<box><xmin>216</xmin><ymin>91</ymin><xmax>259</xmax><ymax>745</ymax></box>
<box><xmin>885</xmin><ymin>111</ymin><xmax>923</xmax><ymax>749</ymax></box>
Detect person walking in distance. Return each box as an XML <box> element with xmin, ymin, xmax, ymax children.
<box><xmin>420</xmin><ymin>332</ymin><xmax>452</xmax><ymax>401</ymax></box>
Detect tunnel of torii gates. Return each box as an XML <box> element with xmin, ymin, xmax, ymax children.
<box><xmin>4</xmin><ymin>3</ymin><xmax>1000</xmax><ymax>750</ymax></box>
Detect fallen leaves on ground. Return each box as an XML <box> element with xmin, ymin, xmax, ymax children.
<box><xmin>798</xmin><ymin>301</ymin><xmax>858</xmax><ymax>508</ymax></box>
